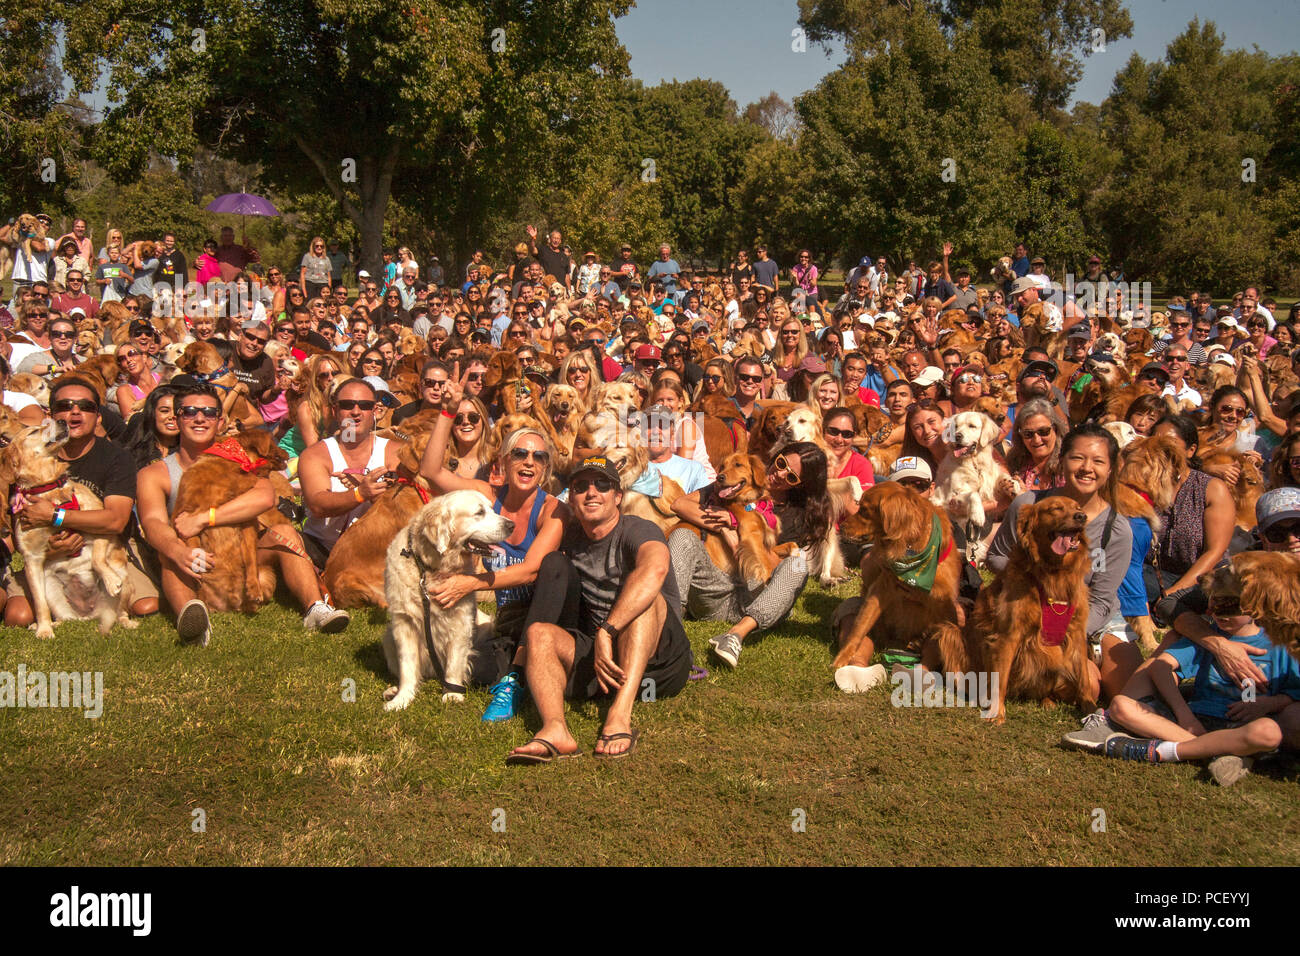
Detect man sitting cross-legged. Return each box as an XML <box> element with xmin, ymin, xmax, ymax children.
<box><xmin>506</xmin><ymin>455</ymin><xmax>693</xmax><ymax>764</ymax></box>
<box><xmin>136</xmin><ymin>382</ymin><xmax>350</xmax><ymax>645</ymax></box>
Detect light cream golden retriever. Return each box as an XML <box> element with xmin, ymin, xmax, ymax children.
<box><xmin>933</xmin><ymin>411</ymin><xmax>1006</xmax><ymax>538</ymax></box>
<box><xmin>381</xmin><ymin>490</ymin><xmax>514</xmax><ymax>711</ymax></box>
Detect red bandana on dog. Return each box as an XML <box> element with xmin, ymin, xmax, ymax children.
<box><xmin>1038</xmin><ymin>585</ymin><xmax>1075</xmax><ymax>647</ymax></box>
<box><xmin>203</xmin><ymin>437</ymin><xmax>268</xmax><ymax>473</ymax></box>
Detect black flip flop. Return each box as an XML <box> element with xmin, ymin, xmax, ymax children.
<box><xmin>594</xmin><ymin>729</ymin><xmax>640</xmax><ymax>759</ymax></box>
<box><xmin>505</xmin><ymin>737</ymin><xmax>582</xmax><ymax>766</ymax></box>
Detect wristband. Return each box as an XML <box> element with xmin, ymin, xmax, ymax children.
<box><xmin>596</xmin><ymin>620</ymin><xmax>621</xmax><ymax>641</ymax></box>
<box><xmin>354</xmin><ymin>486</ymin><xmax>365</xmax><ymax>503</ymax></box>
<box><xmin>208</xmin><ymin>506</ymin><xmax>218</xmax><ymax>527</ymax></box>
<box><xmin>53</xmin><ymin>509</ymin><xmax>66</xmax><ymax>528</ymax></box>
<box><xmin>440</xmin><ymin>409</ymin><xmax>456</xmax><ymax>419</ymax></box>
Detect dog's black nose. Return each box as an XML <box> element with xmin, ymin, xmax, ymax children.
<box><xmin>502</xmin><ymin>519</ymin><xmax>515</xmax><ymax>534</ymax></box>
<box><xmin>1073</xmin><ymin>511</ymin><xmax>1086</xmax><ymax>523</ymax></box>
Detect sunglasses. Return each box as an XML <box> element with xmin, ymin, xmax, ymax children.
<box><xmin>571</xmin><ymin>475</ymin><xmax>617</xmax><ymax>494</ymax></box>
<box><xmin>179</xmin><ymin>404</ymin><xmax>220</xmax><ymax>420</ymax></box>
<box><xmin>704</xmin><ymin>374</ymin><xmax>722</xmax><ymax>384</ymax></box>
<box><xmin>1217</xmin><ymin>405</ymin><xmax>1247</xmax><ymax>417</ymax></box>
<box><xmin>898</xmin><ymin>478</ymin><xmax>930</xmax><ymax>492</ymax></box>
<box><xmin>243</xmin><ymin>332</ymin><xmax>270</xmax><ymax>345</ymax></box>
<box><xmin>50</xmin><ymin>329</ymin><xmax>75</xmax><ymax>339</ymax></box>
<box><xmin>772</xmin><ymin>454</ymin><xmax>801</xmax><ymax>485</ymax></box>
<box><xmin>454</xmin><ymin>411</ymin><xmax>482</xmax><ymax>426</ymax></box>
<box><xmin>361</xmin><ymin>357</ymin><xmax>383</xmax><ymax>366</ymax></box>
<box><xmin>955</xmin><ymin>373</ymin><xmax>983</xmax><ymax>386</ymax></box>
<box><xmin>1139</xmin><ymin>372</ymin><xmax>1165</xmax><ymax>382</ymax></box>
<box><xmin>825</xmin><ymin>425</ymin><xmax>855</xmax><ymax>439</ymax></box>
<box><xmin>1208</xmin><ymin>598</ymin><xmax>1243</xmax><ymax>616</ymax></box>
<box><xmin>125</xmin><ymin>305</ymin><xmax>140</xmax><ymax>313</ymax></box>
<box><xmin>1021</xmin><ymin>426</ymin><xmax>1054</xmax><ymax>440</ymax></box>
<box><xmin>466</xmin><ymin>372</ymin><xmax>484</xmax><ymax>382</ymax></box>
<box><xmin>423</xmin><ymin>377</ymin><xmax>447</xmax><ymax>388</ymax></box>
<box><xmin>117</xmin><ymin>349</ymin><xmax>142</xmax><ymax>363</ymax></box>
<box><xmin>1165</xmin><ymin>355</ymin><xmax>1188</xmax><ymax>363</ymax></box>
<box><xmin>52</xmin><ymin>398</ymin><xmax>98</xmax><ymax>413</ymax></box>
<box><xmin>1263</xmin><ymin>520</ymin><xmax>1300</xmax><ymax>543</ymax></box>
<box><xmin>588</xmin><ymin>338</ymin><xmax>606</xmax><ymax>346</ymax></box>
<box><xmin>508</xmin><ymin>330</ymin><xmax>528</xmax><ymax>338</ymax></box>
<box><xmin>509</xmin><ymin>447</ymin><xmax>550</xmax><ymax>465</ymax></box>
<box><xmin>28</xmin><ymin>310</ymin><xmax>50</xmax><ymax>318</ymax></box>
<box><xmin>569</xmin><ymin>365</ymin><xmax>590</xmax><ymax>374</ymax></box>
<box><xmin>337</xmin><ymin>399</ymin><xmax>377</xmax><ymax>411</ymax></box>
<box><xmin>737</xmin><ymin>373</ymin><xmax>763</xmax><ymax>384</ymax></box>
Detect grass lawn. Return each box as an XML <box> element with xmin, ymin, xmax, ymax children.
<box><xmin>1</xmin><ymin>573</ymin><xmax>1297</xmax><ymax>867</ymax></box>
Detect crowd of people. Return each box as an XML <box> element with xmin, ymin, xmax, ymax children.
<box><xmin>1</xmin><ymin>214</ymin><xmax>1298</xmax><ymax>773</ymax></box>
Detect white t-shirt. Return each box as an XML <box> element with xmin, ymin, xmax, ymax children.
<box><xmin>12</xmin><ymin>238</ymin><xmax>55</xmax><ymax>283</ymax></box>
<box><xmin>7</xmin><ymin>342</ymin><xmax>44</xmax><ymax>371</ymax></box>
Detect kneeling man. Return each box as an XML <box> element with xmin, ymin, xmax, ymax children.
<box><xmin>507</xmin><ymin>456</ymin><xmax>692</xmax><ymax>763</ymax></box>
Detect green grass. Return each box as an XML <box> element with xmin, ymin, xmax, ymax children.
<box><xmin>1</xmin><ymin>576</ymin><xmax>1297</xmax><ymax>867</ymax></box>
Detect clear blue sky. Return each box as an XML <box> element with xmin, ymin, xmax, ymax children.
<box><xmin>617</xmin><ymin>0</ymin><xmax>1300</xmax><ymax>110</ymax></box>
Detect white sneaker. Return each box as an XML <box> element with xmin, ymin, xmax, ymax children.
<box><xmin>177</xmin><ymin>599</ymin><xmax>211</xmax><ymax>647</ymax></box>
<box><xmin>834</xmin><ymin>663</ymin><xmax>887</xmax><ymax>694</ymax></box>
<box><xmin>304</xmin><ymin>601</ymin><xmax>350</xmax><ymax>633</ymax></box>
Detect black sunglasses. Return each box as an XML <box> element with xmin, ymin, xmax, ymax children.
<box><xmin>571</xmin><ymin>475</ymin><xmax>617</xmax><ymax>494</ymax></box>
<box><xmin>509</xmin><ymin>447</ymin><xmax>550</xmax><ymax>465</ymax></box>
<box><xmin>179</xmin><ymin>404</ymin><xmax>220</xmax><ymax>420</ymax></box>
<box><xmin>1263</xmin><ymin>521</ymin><xmax>1300</xmax><ymax>543</ymax></box>
<box><xmin>337</xmin><ymin>399</ymin><xmax>377</xmax><ymax>411</ymax></box>
<box><xmin>52</xmin><ymin>398</ymin><xmax>98</xmax><ymax>413</ymax></box>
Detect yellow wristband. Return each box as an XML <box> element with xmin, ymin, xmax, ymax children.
<box><xmin>208</xmin><ymin>507</ymin><xmax>217</xmax><ymax>527</ymax></box>
<box><xmin>354</xmin><ymin>487</ymin><xmax>365</xmax><ymax>504</ymax></box>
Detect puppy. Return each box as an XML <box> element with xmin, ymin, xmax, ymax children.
<box><xmin>932</xmin><ymin>411</ymin><xmax>1004</xmax><ymax>545</ymax></box>
<box><xmin>381</xmin><ymin>490</ymin><xmax>515</xmax><ymax>711</ymax></box>
<box><xmin>961</xmin><ymin>497</ymin><xmax>1097</xmax><ymax>724</ymax></box>
<box><xmin>2</xmin><ymin>420</ymin><xmax>135</xmax><ymax>638</ymax></box>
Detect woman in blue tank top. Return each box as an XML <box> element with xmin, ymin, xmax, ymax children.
<box><xmin>422</xmin><ymin>389</ymin><xmax>568</xmax><ymax>721</ymax></box>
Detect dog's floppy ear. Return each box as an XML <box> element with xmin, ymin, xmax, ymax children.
<box><xmin>423</xmin><ymin>499</ymin><xmax>457</xmax><ymax>554</ymax></box>
<box><xmin>979</xmin><ymin>414</ymin><xmax>999</xmax><ymax>447</ymax></box>
<box><xmin>940</xmin><ymin>416</ymin><xmax>957</xmax><ymax>446</ymax></box>
<box><xmin>1016</xmin><ymin>500</ymin><xmax>1043</xmax><ymax>563</ymax></box>
<box><xmin>748</xmin><ymin>454</ymin><xmax>769</xmax><ymax>493</ymax></box>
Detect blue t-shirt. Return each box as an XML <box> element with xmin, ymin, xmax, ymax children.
<box><xmin>647</xmin><ymin>455</ymin><xmax>709</xmax><ymax>495</ymax></box>
<box><xmin>861</xmin><ymin>365</ymin><xmax>887</xmax><ymax>397</ymax></box>
<box><xmin>1119</xmin><ymin>516</ymin><xmax>1153</xmax><ymax>617</ymax></box>
<box><xmin>647</xmin><ymin>259</ymin><xmax>681</xmax><ymax>295</ymax></box>
<box><xmin>1163</xmin><ymin>629</ymin><xmax>1300</xmax><ymax>719</ymax></box>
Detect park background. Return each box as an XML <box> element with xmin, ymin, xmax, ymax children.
<box><xmin>4</xmin><ymin>0</ymin><xmax>1300</xmax><ymax>296</ymax></box>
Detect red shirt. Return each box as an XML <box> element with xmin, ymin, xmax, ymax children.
<box><xmin>52</xmin><ymin>292</ymin><xmax>98</xmax><ymax>320</ymax></box>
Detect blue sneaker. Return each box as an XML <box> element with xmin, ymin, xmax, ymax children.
<box><xmin>1104</xmin><ymin>735</ymin><xmax>1160</xmax><ymax>762</ymax></box>
<box><xmin>482</xmin><ymin>672</ymin><xmax>523</xmax><ymax>722</ymax></box>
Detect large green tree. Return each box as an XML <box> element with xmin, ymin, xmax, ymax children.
<box><xmin>58</xmin><ymin>0</ymin><xmax>630</xmax><ymax>273</ymax></box>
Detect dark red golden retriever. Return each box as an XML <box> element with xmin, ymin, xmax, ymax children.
<box><xmin>835</xmin><ymin>483</ymin><xmax>964</xmax><ymax>673</ymax></box>
<box><xmin>954</xmin><ymin>497</ymin><xmax>1097</xmax><ymax>724</ymax></box>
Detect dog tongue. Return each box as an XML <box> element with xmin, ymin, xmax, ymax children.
<box><xmin>717</xmin><ymin>483</ymin><xmax>738</xmax><ymax>500</ymax></box>
<box><xmin>1051</xmin><ymin>534</ymin><xmax>1073</xmax><ymax>556</ymax></box>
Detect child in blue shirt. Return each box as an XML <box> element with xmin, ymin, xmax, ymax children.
<box><xmin>1095</xmin><ymin>593</ymin><xmax>1300</xmax><ymax>784</ymax></box>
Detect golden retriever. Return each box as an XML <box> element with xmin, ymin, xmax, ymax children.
<box><xmin>381</xmin><ymin>490</ymin><xmax>515</xmax><ymax>711</ymax></box>
<box><xmin>932</xmin><ymin>411</ymin><xmax>1006</xmax><ymax>551</ymax></box>
<box><xmin>1199</xmin><ymin>552</ymin><xmax>1300</xmax><ymax>665</ymax></box>
<box><xmin>958</xmin><ymin>497</ymin><xmax>1097</xmax><ymax>724</ymax></box>
<box><xmin>2</xmin><ymin>420</ymin><xmax>135</xmax><ymax>638</ymax></box>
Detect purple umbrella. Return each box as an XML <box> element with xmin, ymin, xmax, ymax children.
<box><xmin>205</xmin><ymin>192</ymin><xmax>280</xmax><ymax>242</ymax></box>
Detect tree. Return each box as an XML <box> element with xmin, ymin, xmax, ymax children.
<box><xmin>798</xmin><ymin>0</ymin><xmax>1133</xmax><ymax>118</ymax></box>
<box><xmin>1013</xmin><ymin>122</ymin><xmax>1094</xmax><ymax>273</ymax></box>
<box><xmin>744</xmin><ymin>92</ymin><xmax>800</xmax><ymax>142</ymax></box>
<box><xmin>58</xmin><ymin>0</ymin><xmax>632</xmax><ymax>275</ymax></box>
<box><xmin>0</xmin><ymin>8</ymin><xmax>81</xmax><ymax>212</ymax></box>
<box><xmin>794</xmin><ymin>9</ymin><xmax>1023</xmax><ymax>271</ymax></box>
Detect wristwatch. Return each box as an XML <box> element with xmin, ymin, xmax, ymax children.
<box><xmin>596</xmin><ymin>620</ymin><xmax>621</xmax><ymax>640</ymax></box>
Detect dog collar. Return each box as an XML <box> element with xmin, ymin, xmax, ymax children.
<box><xmin>886</xmin><ymin>515</ymin><xmax>948</xmax><ymax>592</ymax></box>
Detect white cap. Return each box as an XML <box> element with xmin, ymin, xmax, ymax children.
<box><xmin>888</xmin><ymin>456</ymin><xmax>933</xmax><ymax>484</ymax></box>
<box><xmin>1210</xmin><ymin>352</ymin><xmax>1236</xmax><ymax>368</ymax></box>
<box><xmin>357</xmin><ymin>269</ymin><xmax>372</xmax><ymax>279</ymax></box>
<box><xmin>855</xmin><ymin>311</ymin><xmax>875</xmax><ymax>327</ymax></box>
<box><xmin>68</xmin><ymin>307</ymin><xmax>86</xmax><ymax>318</ymax></box>
<box><xmin>911</xmin><ymin>366</ymin><xmax>944</xmax><ymax>388</ymax></box>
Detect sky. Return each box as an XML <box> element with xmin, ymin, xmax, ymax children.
<box><xmin>616</xmin><ymin>0</ymin><xmax>1300</xmax><ymax>111</ymax></box>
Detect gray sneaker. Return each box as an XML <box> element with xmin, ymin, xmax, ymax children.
<box><xmin>1061</xmin><ymin>708</ymin><xmax>1122</xmax><ymax>753</ymax></box>
<box><xmin>304</xmin><ymin>601</ymin><xmax>351</xmax><ymax>633</ymax></box>
<box><xmin>177</xmin><ymin>599</ymin><xmax>211</xmax><ymax>647</ymax></box>
<box><xmin>708</xmin><ymin>632</ymin><xmax>743</xmax><ymax>669</ymax></box>
<box><xmin>1208</xmin><ymin>755</ymin><xmax>1254</xmax><ymax>787</ymax></box>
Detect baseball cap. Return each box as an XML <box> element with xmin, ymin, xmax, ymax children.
<box><xmin>1067</xmin><ymin>322</ymin><xmax>1092</xmax><ymax>340</ymax></box>
<box><xmin>470</xmin><ymin>327</ymin><xmax>491</xmax><ymax>343</ymax></box>
<box><xmin>634</xmin><ymin>343</ymin><xmax>662</xmax><ymax>362</ymax></box>
<box><xmin>1087</xmin><ymin>254</ymin><xmax>1102</xmax><ymax>264</ymax></box>
<box><xmin>799</xmin><ymin>354</ymin><xmax>828</xmax><ymax>375</ymax></box>
<box><xmin>361</xmin><ymin>375</ymin><xmax>400</xmax><ymax>407</ymax></box>
<box><xmin>1019</xmin><ymin>359</ymin><xmax>1058</xmax><ymax>381</ymax></box>
<box><xmin>691</xmin><ymin>319</ymin><xmax>710</xmax><ymax>334</ymax></box>
<box><xmin>888</xmin><ymin>456</ymin><xmax>933</xmax><ymax>484</ymax></box>
<box><xmin>1210</xmin><ymin>352</ymin><xmax>1236</xmax><ymax>368</ymax></box>
<box><xmin>570</xmin><ymin>455</ymin><xmax>622</xmax><ymax>486</ymax></box>
<box><xmin>859</xmin><ymin>256</ymin><xmax>872</xmax><ymax>268</ymax></box>
<box><xmin>1010</xmin><ymin>276</ymin><xmax>1037</xmax><ymax>296</ymax></box>
<box><xmin>1139</xmin><ymin>361</ymin><xmax>1170</xmax><ymax>382</ymax></box>
<box><xmin>357</xmin><ymin>269</ymin><xmax>371</xmax><ymax>279</ymax></box>
<box><xmin>1257</xmin><ymin>487</ymin><xmax>1300</xmax><ymax>532</ymax></box>
<box><xmin>67</xmin><ymin>306</ymin><xmax>86</xmax><ymax>318</ymax></box>
<box><xmin>949</xmin><ymin>364</ymin><xmax>979</xmax><ymax>386</ymax></box>
<box><xmin>1217</xmin><ymin>316</ymin><xmax>1243</xmax><ymax>332</ymax></box>
<box><xmin>129</xmin><ymin>318</ymin><xmax>154</xmax><ymax>334</ymax></box>
<box><xmin>911</xmin><ymin>366</ymin><xmax>944</xmax><ymax>388</ymax></box>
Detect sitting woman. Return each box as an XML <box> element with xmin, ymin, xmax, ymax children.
<box><xmin>898</xmin><ymin>398</ymin><xmax>949</xmax><ymax>473</ymax></box>
<box><xmin>1124</xmin><ymin>393</ymin><xmax>1169</xmax><ymax>438</ymax></box>
<box><xmin>281</xmin><ymin>353</ymin><xmax>344</xmax><ymax>457</ymax></box>
<box><xmin>1000</xmin><ymin>397</ymin><xmax>1066</xmax><ymax>495</ymax></box>
<box><xmin>669</xmin><ymin>442</ymin><xmax>833</xmax><ymax>670</ymax></box>
<box><xmin>420</xmin><ymin>386</ymin><xmax>567</xmax><ymax>722</ymax></box>
<box><xmin>986</xmin><ymin>424</ymin><xmax>1139</xmax><ymax>702</ymax></box>
<box><xmin>114</xmin><ymin>341</ymin><xmax>159</xmax><ymax>420</ymax></box>
<box><xmin>823</xmin><ymin>407</ymin><xmax>874</xmax><ymax>495</ymax></box>
<box><xmin>1144</xmin><ymin>413</ymin><xmax>1236</xmax><ymax>623</ymax></box>
<box><xmin>650</xmin><ymin>377</ymin><xmax>715</xmax><ymax>483</ymax></box>
<box><xmin>805</xmin><ymin>373</ymin><xmax>843</xmax><ymax>417</ymax></box>
<box><xmin>123</xmin><ymin>384</ymin><xmax>181</xmax><ymax>469</ymax></box>
<box><xmin>444</xmin><ymin>394</ymin><xmax>492</xmax><ymax>480</ymax></box>
<box><xmin>691</xmin><ymin>358</ymin><xmax>733</xmax><ymax>408</ymax></box>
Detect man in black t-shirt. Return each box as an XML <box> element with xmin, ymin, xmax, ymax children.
<box><xmin>230</xmin><ymin>319</ymin><xmax>277</xmax><ymax>402</ymax></box>
<box><xmin>506</xmin><ymin>456</ymin><xmax>692</xmax><ymax>764</ymax></box>
<box><xmin>2</xmin><ymin>378</ymin><xmax>160</xmax><ymax>627</ymax></box>
<box><xmin>526</xmin><ymin>224</ymin><xmax>572</xmax><ymax>295</ymax></box>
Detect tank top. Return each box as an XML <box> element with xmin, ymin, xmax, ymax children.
<box><xmin>486</xmin><ymin>489</ymin><xmax>547</xmax><ymax>607</ymax></box>
<box><xmin>1155</xmin><ymin>469</ymin><xmax>1211</xmax><ymax>577</ymax></box>
<box><xmin>301</xmin><ymin>436</ymin><xmax>389</xmax><ymax>548</ymax></box>
<box><xmin>164</xmin><ymin>452</ymin><xmax>184</xmax><ymax>515</ymax></box>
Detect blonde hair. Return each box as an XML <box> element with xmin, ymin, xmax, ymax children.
<box><xmin>773</xmin><ymin>317</ymin><xmax>809</xmax><ymax>366</ymax></box>
<box><xmin>497</xmin><ymin>427</ymin><xmax>554</xmax><ymax>485</ymax></box>
<box><xmin>449</xmin><ymin>395</ymin><xmax>492</xmax><ymax>468</ymax></box>
<box><xmin>299</xmin><ymin>353</ymin><xmax>344</xmax><ymax>436</ymax></box>
<box><xmin>558</xmin><ymin>351</ymin><xmax>596</xmax><ymax>406</ymax></box>
<box><xmin>805</xmin><ymin>373</ymin><xmax>841</xmax><ymax>412</ymax></box>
